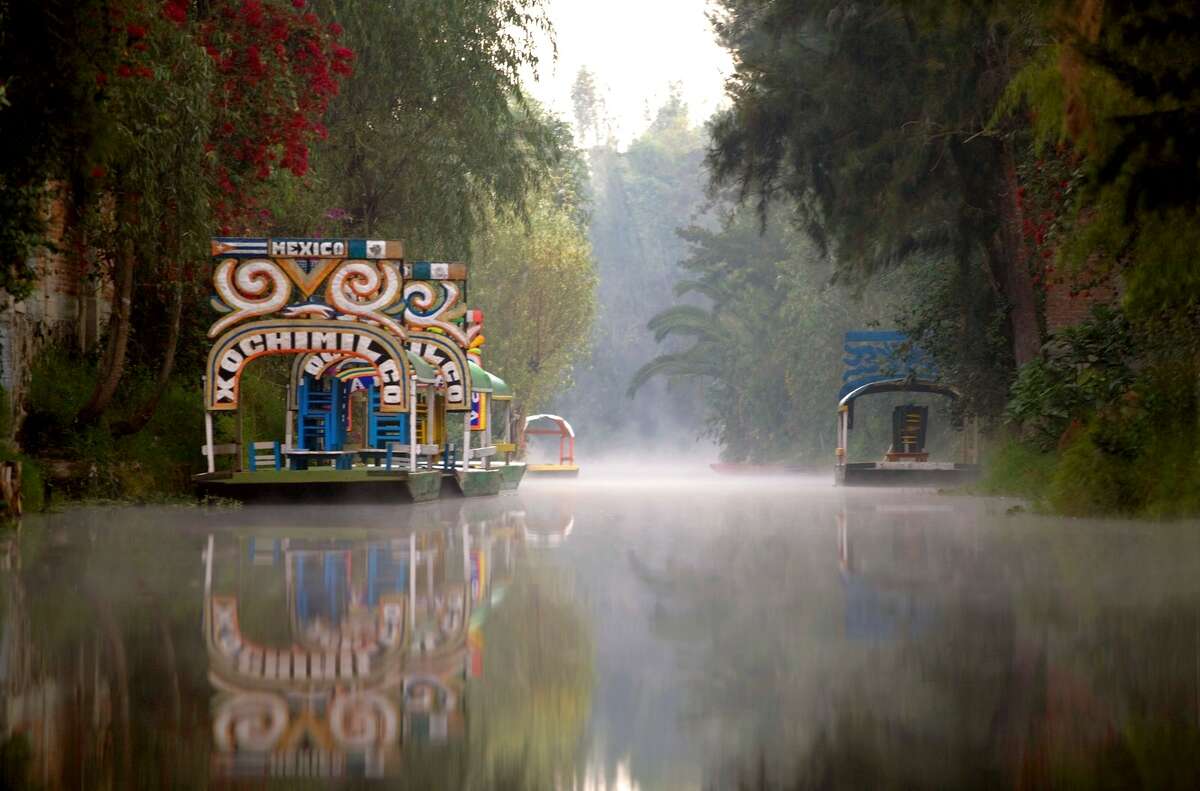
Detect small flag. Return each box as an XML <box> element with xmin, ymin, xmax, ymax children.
<box><xmin>211</xmin><ymin>238</ymin><xmax>269</xmax><ymax>258</ymax></box>
<box><xmin>348</xmin><ymin>239</ymin><xmax>404</xmax><ymax>259</ymax></box>
<box><xmin>406</xmin><ymin>261</ymin><xmax>467</xmax><ymax>280</ymax></box>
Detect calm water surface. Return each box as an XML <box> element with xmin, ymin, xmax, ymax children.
<box><xmin>3</xmin><ymin>470</ymin><xmax>1200</xmax><ymax>789</ymax></box>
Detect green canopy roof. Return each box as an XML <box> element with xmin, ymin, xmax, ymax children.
<box><xmin>406</xmin><ymin>351</ymin><xmax>438</xmax><ymax>382</ymax></box>
<box><xmin>487</xmin><ymin>371</ymin><xmax>512</xmax><ymax>399</ymax></box>
<box><xmin>468</xmin><ymin>361</ymin><xmax>492</xmax><ymax>392</ymax></box>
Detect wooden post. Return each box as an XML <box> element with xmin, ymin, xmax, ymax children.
<box><xmin>408</xmin><ymin>378</ymin><xmax>417</xmax><ymax>472</ymax></box>
<box><xmin>204</xmin><ymin>411</ymin><xmax>216</xmax><ymax>474</ymax></box>
<box><xmin>483</xmin><ymin>396</ymin><xmax>493</xmax><ymax>470</ymax></box>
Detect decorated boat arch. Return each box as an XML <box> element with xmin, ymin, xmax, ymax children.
<box><xmin>835</xmin><ymin>330</ymin><xmax>980</xmax><ymax>486</ymax></box>
<box><xmin>195</xmin><ymin>238</ymin><xmax>526</xmax><ymax>500</ymax></box>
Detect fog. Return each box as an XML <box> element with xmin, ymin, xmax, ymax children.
<box><xmin>8</xmin><ymin>475</ymin><xmax>1200</xmax><ymax>788</ymax></box>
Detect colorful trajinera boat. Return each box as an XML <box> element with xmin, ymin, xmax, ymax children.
<box><xmin>194</xmin><ymin>238</ymin><xmax>521</xmax><ymax>500</ymax></box>
<box><xmin>521</xmin><ymin>414</ymin><xmax>579</xmax><ymax>477</ymax></box>
<box><xmin>835</xmin><ymin>331</ymin><xmax>980</xmax><ymax>486</ymax></box>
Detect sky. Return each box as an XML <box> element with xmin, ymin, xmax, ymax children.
<box><xmin>527</xmin><ymin>0</ymin><xmax>732</xmax><ymax>148</ymax></box>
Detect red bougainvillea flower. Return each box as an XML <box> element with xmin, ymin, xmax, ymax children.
<box><xmin>127</xmin><ymin>23</ymin><xmax>147</xmax><ymax>39</ymax></box>
<box><xmin>197</xmin><ymin>0</ymin><xmax>350</xmax><ymax>229</ymax></box>
<box><xmin>163</xmin><ymin>1</ymin><xmax>187</xmax><ymax>25</ymax></box>
<box><xmin>90</xmin><ymin>165</ymin><xmax>107</xmax><ymax>179</ymax></box>
<box><xmin>117</xmin><ymin>64</ymin><xmax>134</xmax><ymax>78</ymax></box>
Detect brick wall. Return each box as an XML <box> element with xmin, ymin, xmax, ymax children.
<box><xmin>1043</xmin><ymin>265</ymin><xmax>1121</xmax><ymax>333</ymax></box>
<box><xmin>0</xmin><ymin>188</ymin><xmax>112</xmax><ymax>434</ymax></box>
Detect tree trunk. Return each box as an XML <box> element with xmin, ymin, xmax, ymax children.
<box><xmin>112</xmin><ymin>281</ymin><xmax>182</xmax><ymax>436</ymax></box>
<box><xmin>992</xmin><ymin>141</ymin><xmax>1042</xmax><ymax>367</ymax></box>
<box><xmin>75</xmin><ymin>223</ymin><xmax>135</xmax><ymax>425</ymax></box>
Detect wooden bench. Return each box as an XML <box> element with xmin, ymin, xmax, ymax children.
<box><xmin>282</xmin><ymin>449</ymin><xmax>354</xmax><ymax>470</ymax></box>
<box><xmin>199</xmin><ymin>442</ymin><xmax>240</xmax><ymax>473</ymax></box>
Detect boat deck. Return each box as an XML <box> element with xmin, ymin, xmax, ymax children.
<box><xmin>836</xmin><ymin>462</ymin><xmax>980</xmax><ymax>487</ymax></box>
<box><xmin>193</xmin><ymin>464</ymin><xmax>515</xmax><ymax>502</ymax></box>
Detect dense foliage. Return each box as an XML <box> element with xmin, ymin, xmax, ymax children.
<box><xmin>0</xmin><ymin>0</ymin><xmax>596</xmax><ymax>500</ymax></box>
<box><xmin>471</xmin><ymin>123</ymin><xmax>597</xmax><ymax>415</ymax></box>
<box><xmin>621</xmin><ymin>0</ymin><xmax>1200</xmax><ymax>511</ymax></box>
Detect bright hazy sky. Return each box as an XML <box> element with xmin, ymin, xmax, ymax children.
<box><xmin>527</xmin><ymin>0</ymin><xmax>732</xmax><ymax>147</ymax></box>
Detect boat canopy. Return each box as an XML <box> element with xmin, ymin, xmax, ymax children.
<box><xmin>468</xmin><ymin>361</ymin><xmax>493</xmax><ymax>393</ymax></box>
<box><xmin>488</xmin><ymin>372</ymin><xmax>513</xmax><ymax>400</ymax></box>
<box><xmin>838</xmin><ymin>378</ymin><xmax>960</xmax><ymax>408</ymax></box>
<box><xmin>839</xmin><ymin>378</ymin><xmax>960</xmax><ymax>431</ymax></box>
<box><xmin>406</xmin><ymin>351</ymin><xmax>439</xmax><ymax>382</ymax></box>
<box><xmin>524</xmin><ymin>413</ymin><xmax>575</xmax><ymax>438</ymax></box>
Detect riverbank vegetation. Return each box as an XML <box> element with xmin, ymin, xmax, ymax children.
<box><xmin>625</xmin><ymin>0</ymin><xmax>1200</xmax><ymax>516</ymax></box>
<box><xmin>0</xmin><ymin>0</ymin><xmax>596</xmax><ymax>505</ymax></box>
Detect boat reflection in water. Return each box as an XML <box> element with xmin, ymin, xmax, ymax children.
<box><xmin>0</xmin><ymin>498</ymin><xmax>590</xmax><ymax>789</ymax></box>
<box><xmin>204</xmin><ymin>506</ymin><xmax>535</xmax><ymax>780</ymax></box>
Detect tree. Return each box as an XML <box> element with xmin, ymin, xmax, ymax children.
<box><xmin>631</xmin><ymin>203</ymin><xmax>907</xmax><ymax>461</ymax></box>
<box><xmin>707</xmin><ymin>0</ymin><xmax>1042</xmax><ymax>406</ymax></box>
<box><xmin>556</xmin><ymin>92</ymin><xmax>711</xmax><ymax>448</ymax></box>
<box><xmin>65</xmin><ymin>0</ymin><xmax>349</xmax><ymax>426</ymax></box>
<box><xmin>996</xmin><ymin>0</ymin><xmax>1200</xmax><ymax>317</ymax></box>
<box><xmin>470</xmin><ymin>126</ymin><xmax>597</xmax><ymax>414</ymax></box>
<box><xmin>302</xmin><ymin>0</ymin><xmax>562</xmax><ymax>256</ymax></box>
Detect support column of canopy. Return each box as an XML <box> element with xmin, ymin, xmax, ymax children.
<box><xmin>408</xmin><ymin>377</ymin><xmax>417</xmax><ymax>472</ymax></box>
<box><xmin>205</xmin><ymin>410</ymin><xmax>216</xmax><ymax>473</ymax></box>
<box><xmin>836</xmin><ymin>405</ymin><xmax>849</xmax><ymax>466</ymax></box>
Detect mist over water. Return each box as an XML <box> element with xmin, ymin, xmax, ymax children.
<box><xmin>6</xmin><ymin>475</ymin><xmax>1200</xmax><ymax>788</ymax></box>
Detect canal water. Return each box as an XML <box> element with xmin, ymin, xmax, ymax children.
<box><xmin>3</xmin><ymin>470</ymin><xmax>1200</xmax><ymax>789</ymax></box>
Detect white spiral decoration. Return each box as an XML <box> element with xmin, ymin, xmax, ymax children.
<box><xmin>213</xmin><ymin>692</ymin><xmax>289</xmax><ymax>752</ymax></box>
<box><xmin>209</xmin><ymin>259</ymin><xmax>293</xmax><ymax>338</ymax></box>
<box><xmin>329</xmin><ymin>692</ymin><xmax>398</xmax><ymax>749</ymax></box>
<box><xmin>327</xmin><ymin>261</ymin><xmax>405</xmax><ymax>337</ymax></box>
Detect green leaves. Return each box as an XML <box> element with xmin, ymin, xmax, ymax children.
<box><xmin>306</xmin><ymin>0</ymin><xmax>562</xmax><ymax>254</ymax></box>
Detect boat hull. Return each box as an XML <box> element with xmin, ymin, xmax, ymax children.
<box><xmin>526</xmin><ymin>464</ymin><xmax>579</xmax><ymax>477</ymax></box>
<box><xmin>193</xmin><ymin>468</ymin><xmax>439</xmax><ymax>503</ymax></box>
<box><xmin>497</xmin><ymin>462</ymin><xmax>527</xmax><ymax>490</ymax></box>
<box><xmin>836</xmin><ymin>462</ymin><xmax>980</xmax><ymax>487</ymax></box>
<box><xmin>450</xmin><ymin>469</ymin><xmax>504</xmax><ymax>498</ymax></box>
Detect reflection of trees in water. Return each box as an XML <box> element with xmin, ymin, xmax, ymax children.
<box><xmin>0</xmin><ymin>514</ymin><xmax>210</xmax><ymax>790</ymax></box>
<box><xmin>464</xmin><ymin>565</ymin><xmax>593</xmax><ymax>791</ymax></box>
<box><xmin>696</xmin><ymin>511</ymin><xmax>1200</xmax><ymax>790</ymax></box>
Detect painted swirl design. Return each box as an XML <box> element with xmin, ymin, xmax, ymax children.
<box><xmin>401</xmin><ymin>281</ymin><xmax>467</xmax><ymax>344</ymax></box>
<box><xmin>209</xmin><ymin>259</ymin><xmax>293</xmax><ymax>338</ymax></box>
<box><xmin>327</xmin><ymin>261</ymin><xmax>405</xmax><ymax>337</ymax></box>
